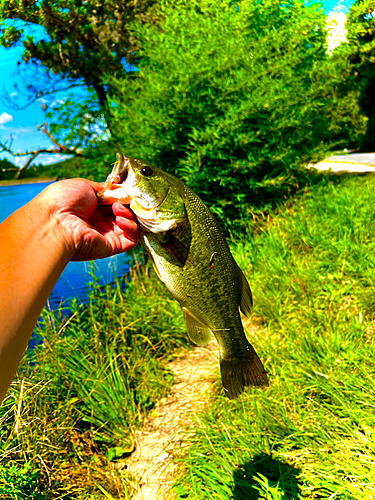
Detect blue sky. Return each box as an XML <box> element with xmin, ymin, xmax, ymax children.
<box><xmin>0</xmin><ymin>0</ymin><xmax>355</xmax><ymax>169</ymax></box>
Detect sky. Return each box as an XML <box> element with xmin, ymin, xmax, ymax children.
<box><xmin>0</xmin><ymin>0</ymin><xmax>356</xmax><ymax>169</ymax></box>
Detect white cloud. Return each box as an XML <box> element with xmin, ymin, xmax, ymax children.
<box><xmin>49</xmin><ymin>98</ymin><xmax>65</xmax><ymax>107</ymax></box>
<box><xmin>37</xmin><ymin>154</ymin><xmax>70</xmax><ymax>165</ymax></box>
<box><xmin>14</xmin><ymin>156</ymin><xmax>28</xmax><ymax>167</ymax></box>
<box><xmin>0</xmin><ymin>112</ymin><xmax>13</xmax><ymax>126</ymax></box>
<box><xmin>0</xmin><ymin>125</ymin><xmax>38</xmax><ymax>141</ymax></box>
<box><xmin>326</xmin><ymin>12</ymin><xmax>347</xmax><ymax>53</ymax></box>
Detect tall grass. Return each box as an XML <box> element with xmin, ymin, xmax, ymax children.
<box><xmin>0</xmin><ymin>261</ymin><xmax>187</xmax><ymax>499</ymax></box>
<box><xmin>4</xmin><ymin>173</ymin><xmax>375</xmax><ymax>499</ymax></box>
<box><xmin>172</xmin><ymin>174</ymin><xmax>375</xmax><ymax>499</ymax></box>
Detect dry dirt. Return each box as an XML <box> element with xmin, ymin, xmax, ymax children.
<box><xmin>125</xmin><ymin>341</ymin><xmax>220</xmax><ymax>500</ymax></box>
<box><xmin>119</xmin><ymin>319</ymin><xmax>264</xmax><ymax>499</ymax></box>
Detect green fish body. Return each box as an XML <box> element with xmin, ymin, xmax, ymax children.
<box><xmin>98</xmin><ymin>154</ymin><xmax>268</xmax><ymax>399</ymax></box>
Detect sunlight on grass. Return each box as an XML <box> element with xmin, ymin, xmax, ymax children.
<box><xmin>172</xmin><ymin>174</ymin><xmax>375</xmax><ymax>499</ymax></box>
<box><xmin>0</xmin><ymin>261</ymin><xmax>186</xmax><ymax>499</ymax></box>
<box><xmin>3</xmin><ymin>174</ymin><xmax>375</xmax><ymax>498</ymax></box>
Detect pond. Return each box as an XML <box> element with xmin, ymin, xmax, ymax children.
<box><xmin>0</xmin><ymin>181</ymin><xmax>133</xmax><ymax>311</ymax></box>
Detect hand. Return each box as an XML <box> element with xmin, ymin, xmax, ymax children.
<box><xmin>39</xmin><ymin>178</ymin><xmax>139</xmax><ymax>261</ymax></box>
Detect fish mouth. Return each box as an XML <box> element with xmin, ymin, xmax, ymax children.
<box><xmin>98</xmin><ymin>154</ymin><xmax>166</xmax><ymax>211</ymax></box>
<box><xmin>97</xmin><ymin>153</ymin><xmax>131</xmax><ymax>205</ymax></box>
<box><xmin>108</xmin><ymin>153</ymin><xmax>129</xmax><ymax>188</ymax></box>
<box><xmin>107</xmin><ymin>153</ymin><xmax>170</xmax><ymax>212</ymax></box>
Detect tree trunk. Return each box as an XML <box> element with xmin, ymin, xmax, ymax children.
<box><xmin>92</xmin><ymin>82</ymin><xmax>121</xmax><ymax>151</ymax></box>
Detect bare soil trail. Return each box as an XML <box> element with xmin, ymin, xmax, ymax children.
<box><xmin>126</xmin><ymin>342</ymin><xmax>220</xmax><ymax>500</ymax></box>
<box><xmin>122</xmin><ymin>319</ymin><xmax>264</xmax><ymax>499</ymax></box>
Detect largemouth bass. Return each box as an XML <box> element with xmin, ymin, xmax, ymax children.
<box><xmin>98</xmin><ymin>154</ymin><xmax>268</xmax><ymax>399</ymax></box>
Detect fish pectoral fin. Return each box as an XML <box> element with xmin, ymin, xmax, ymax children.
<box><xmin>160</xmin><ymin>233</ymin><xmax>189</xmax><ymax>267</ymax></box>
<box><xmin>238</xmin><ymin>266</ymin><xmax>253</xmax><ymax>317</ymax></box>
<box><xmin>182</xmin><ymin>307</ymin><xmax>212</xmax><ymax>346</ymax></box>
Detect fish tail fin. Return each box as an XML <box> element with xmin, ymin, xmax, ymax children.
<box><xmin>220</xmin><ymin>346</ymin><xmax>268</xmax><ymax>399</ymax></box>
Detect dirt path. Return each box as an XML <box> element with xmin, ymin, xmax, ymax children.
<box><xmin>126</xmin><ymin>341</ymin><xmax>220</xmax><ymax>500</ymax></box>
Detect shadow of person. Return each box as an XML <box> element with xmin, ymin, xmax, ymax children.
<box><xmin>232</xmin><ymin>452</ymin><xmax>301</xmax><ymax>499</ymax></box>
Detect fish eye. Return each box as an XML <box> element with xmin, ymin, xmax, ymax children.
<box><xmin>140</xmin><ymin>166</ymin><xmax>153</xmax><ymax>177</ymax></box>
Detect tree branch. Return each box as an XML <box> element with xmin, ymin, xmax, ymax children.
<box><xmin>0</xmin><ymin>82</ymin><xmax>85</xmax><ymax>111</ymax></box>
<box><xmin>37</xmin><ymin>122</ymin><xmax>69</xmax><ymax>151</ymax></box>
<box><xmin>0</xmin><ymin>123</ymin><xmax>83</xmax><ymax>179</ymax></box>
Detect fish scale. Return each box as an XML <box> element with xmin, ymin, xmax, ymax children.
<box><xmin>98</xmin><ymin>154</ymin><xmax>269</xmax><ymax>399</ymax></box>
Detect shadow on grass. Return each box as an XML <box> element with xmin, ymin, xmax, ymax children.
<box><xmin>232</xmin><ymin>453</ymin><xmax>301</xmax><ymax>500</ymax></box>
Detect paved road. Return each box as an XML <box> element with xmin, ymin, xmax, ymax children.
<box><xmin>326</xmin><ymin>153</ymin><xmax>375</xmax><ymax>165</ymax></box>
<box><xmin>311</xmin><ymin>152</ymin><xmax>375</xmax><ymax>173</ymax></box>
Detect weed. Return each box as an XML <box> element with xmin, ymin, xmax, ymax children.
<box><xmin>172</xmin><ymin>174</ymin><xmax>375</xmax><ymax>499</ymax></box>
<box><xmin>0</xmin><ymin>260</ymin><xmax>187</xmax><ymax>498</ymax></box>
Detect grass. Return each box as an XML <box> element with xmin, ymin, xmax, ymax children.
<box><xmin>0</xmin><ymin>260</ymin><xmax>187</xmax><ymax>499</ymax></box>
<box><xmin>172</xmin><ymin>173</ymin><xmax>375</xmax><ymax>499</ymax></box>
<box><xmin>3</xmin><ymin>172</ymin><xmax>375</xmax><ymax>498</ymax></box>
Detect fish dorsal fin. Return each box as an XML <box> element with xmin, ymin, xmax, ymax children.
<box><xmin>182</xmin><ymin>307</ymin><xmax>212</xmax><ymax>346</ymax></box>
<box><xmin>238</xmin><ymin>266</ymin><xmax>253</xmax><ymax>317</ymax></box>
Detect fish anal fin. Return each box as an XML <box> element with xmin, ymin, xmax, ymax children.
<box><xmin>182</xmin><ymin>307</ymin><xmax>212</xmax><ymax>346</ymax></box>
<box><xmin>238</xmin><ymin>267</ymin><xmax>253</xmax><ymax>317</ymax></box>
<box><xmin>220</xmin><ymin>344</ymin><xmax>268</xmax><ymax>399</ymax></box>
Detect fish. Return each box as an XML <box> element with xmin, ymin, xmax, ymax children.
<box><xmin>98</xmin><ymin>153</ymin><xmax>269</xmax><ymax>399</ymax></box>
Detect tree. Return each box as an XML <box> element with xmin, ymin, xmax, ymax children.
<box><xmin>344</xmin><ymin>0</ymin><xmax>375</xmax><ymax>150</ymax></box>
<box><xmin>0</xmin><ymin>0</ymin><xmax>156</xmax><ymax>143</ymax></box>
<box><xmin>0</xmin><ymin>157</ymin><xmax>18</xmax><ymax>180</ymax></box>
<box><xmin>109</xmin><ymin>0</ymin><xmax>367</xmax><ymax>229</ymax></box>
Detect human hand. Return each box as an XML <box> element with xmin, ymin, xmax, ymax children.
<box><xmin>38</xmin><ymin>178</ymin><xmax>138</xmax><ymax>261</ymax></box>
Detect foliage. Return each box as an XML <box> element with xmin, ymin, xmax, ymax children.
<box><xmin>172</xmin><ymin>173</ymin><xmax>375</xmax><ymax>499</ymax></box>
<box><xmin>110</xmin><ymin>0</ymin><xmax>366</xmax><ymax>229</ymax></box>
<box><xmin>346</xmin><ymin>0</ymin><xmax>375</xmax><ymax>67</ymax></box>
<box><xmin>0</xmin><ymin>158</ymin><xmax>18</xmax><ymax>180</ymax></box>
<box><xmin>0</xmin><ymin>463</ymin><xmax>46</xmax><ymax>499</ymax></box>
<box><xmin>45</xmin><ymin>89</ymin><xmax>107</xmax><ymax>151</ymax></box>
<box><xmin>0</xmin><ymin>260</ymin><xmax>187</xmax><ymax>498</ymax></box>
<box><xmin>0</xmin><ymin>0</ymin><xmax>157</xmax><ymax>141</ymax></box>
<box><xmin>342</xmin><ymin>0</ymin><xmax>375</xmax><ymax>150</ymax></box>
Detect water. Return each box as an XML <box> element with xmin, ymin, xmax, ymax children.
<box><xmin>0</xmin><ymin>181</ymin><xmax>133</xmax><ymax>310</ymax></box>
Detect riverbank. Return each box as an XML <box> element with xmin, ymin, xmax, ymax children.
<box><xmin>0</xmin><ymin>177</ymin><xmax>57</xmax><ymax>187</ymax></box>
<box><xmin>3</xmin><ymin>173</ymin><xmax>375</xmax><ymax>499</ymax></box>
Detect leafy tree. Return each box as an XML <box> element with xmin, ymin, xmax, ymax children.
<box><xmin>344</xmin><ymin>0</ymin><xmax>375</xmax><ymax>150</ymax></box>
<box><xmin>0</xmin><ymin>157</ymin><xmax>18</xmax><ymax>180</ymax></box>
<box><xmin>110</xmin><ymin>0</ymin><xmax>366</xmax><ymax>228</ymax></box>
<box><xmin>0</xmin><ymin>0</ymin><xmax>156</xmax><ymax>143</ymax></box>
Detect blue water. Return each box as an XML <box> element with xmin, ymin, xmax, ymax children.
<box><xmin>0</xmin><ymin>181</ymin><xmax>133</xmax><ymax>310</ymax></box>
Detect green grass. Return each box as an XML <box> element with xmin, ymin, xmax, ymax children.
<box><xmin>3</xmin><ymin>173</ymin><xmax>375</xmax><ymax>499</ymax></box>
<box><xmin>0</xmin><ymin>260</ymin><xmax>187</xmax><ymax>499</ymax></box>
<box><xmin>172</xmin><ymin>174</ymin><xmax>375</xmax><ymax>499</ymax></box>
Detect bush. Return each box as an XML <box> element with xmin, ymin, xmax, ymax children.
<box><xmin>343</xmin><ymin>0</ymin><xmax>375</xmax><ymax>151</ymax></box>
<box><xmin>110</xmin><ymin>0</ymin><xmax>366</xmax><ymax>229</ymax></box>
<box><xmin>0</xmin><ymin>462</ymin><xmax>46</xmax><ymax>499</ymax></box>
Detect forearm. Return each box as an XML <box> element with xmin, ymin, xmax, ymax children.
<box><xmin>0</xmin><ymin>196</ymin><xmax>72</xmax><ymax>403</ymax></box>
